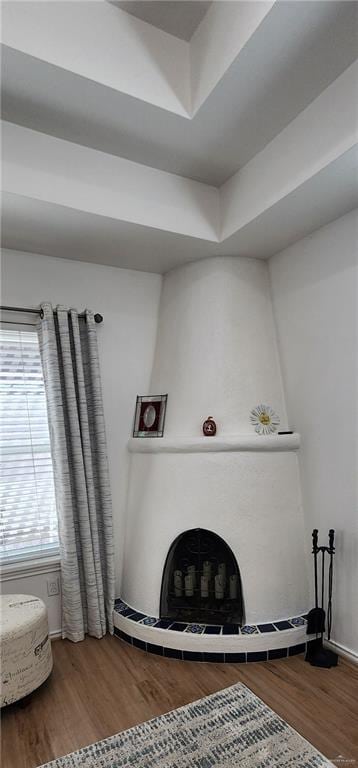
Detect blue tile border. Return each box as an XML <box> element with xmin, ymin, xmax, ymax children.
<box><xmin>185</xmin><ymin>624</ymin><xmax>205</xmax><ymax>634</ymax></box>
<box><xmin>183</xmin><ymin>651</ymin><xmax>203</xmax><ymax>662</ymax></box>
<box><xmin>204</xmin><ymin>652</ymin><xmax>225</xmax><ymax>663</ymax></box>
<box><xmin>120</xmin><ymin>607</ymin><xmax>136</xmax><ymax>618</ymax></box>
<box><xmin>258</xmin><ymin>623</ymin><xmax>277</xmax><ymax>633</ymax></box>
<box><xmin>154</xmin><ymin>619</ymin><xmax>172</xmax><ymax>629</ymax></box>
<box><xmin>132</xmin><ymin>637</ymin><xmax>146</xmax><ymax>651</ymax></box>
<box><xmin>114</xmin><ymin>627</ymin><xmax>132</xmax><ymax>645</ymax></box>
<box><xmin>130</xmin><ymin>612</ymin><xmax>147</xmax><ymax>622</ymax></box>
<box><xmin>274</xmin><ymin>621</ymin><xmax>294</xmax><ymax>631</ymax></box>
<box><xmin>169</xmin><ymin>622</ymin><xmax>187</xmax><ymax>632</ymax></box>
<box><xmin>268</xmin><ymin>647</ymin><xmax>288</xmax><ymax>660</ymax></box>
<box><xmin>113</xmin><ymin>598</ymin><xmax>308</xmax><ymax>663</ymax></box>
<box><xmin>222</xmin><ymin>624</ymin><xmax>240</xmax><ymax>635</ymax></box>
<box><xmin>290</xmin><ymin>616</ymin><xmax>306</xmax><ymax>627</ymax></box>
<box><xmin>289</xmin><ymin>643</ymin><xmax>306</xmax><ymax>657</ymax></box>
<box><xmin>204</xmin><ymin>625</ymin><xmax>222</xmax><ymax>635</ymax></box>
<box><xmin>164</xmin><ymin>647</ymin><xmax>183</xmax><ymax>660</ymax></box>
<box><xmin>114</xmin><ymin>600</ymin><xmax>127</xmax><ymax>611</ymax></box>
<box><xmin>113</xmin><ymin>630</ymin><xmax>306</xmax><ymax>665</ymax></box>
<box><xmin>147</xmin><ymin>642</ymin><xmax>163</xmax><ymax>656</ymax></box>
<box><xmin>140</xmin><ymin>616</ymin><xmax>157</xmax><ymax>627</ymax></box>
<box><xmin>225</xmin><ymin>652</ymin><xmax>246</xmax><ymax>663</ymax></box>
<box><xmin>241</xmin><ymin>625</ymin><xmax>259</xmax><ymax>635</ymax></box>
<box><xmin>114</xmin><ymin>599</ymin><xmax>307</xmax><ymax>636</ymax></box>
<box><xmin>247</xmin><ymin>651</ymin><xmax>268</xmax><ymax>662</ymax></box>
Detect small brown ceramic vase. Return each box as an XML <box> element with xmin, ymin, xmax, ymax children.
<box><xmin>203</xmin><ymin>416</ymin><xmax>217</xmax><ymax>436</ymax></box>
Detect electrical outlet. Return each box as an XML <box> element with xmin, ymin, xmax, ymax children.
<box><xmin>47</xmin><ymin>577</ymin><xmax>60</xmax><ymax>597</ymax></box>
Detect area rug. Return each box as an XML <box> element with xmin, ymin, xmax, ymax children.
<box><xmin>38</xmin><ymin>682</ymin><xmax>333</xmax><ymax>767</ymax></box>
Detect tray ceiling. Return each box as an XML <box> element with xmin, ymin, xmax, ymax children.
<box><xmin>114</xmin><ymin>1</ymin><xmax>211</xmax><ymax>41</ymax></box>
<box><xmin>1</xmin><ymin>0</ymin><xmax>357</xmax><ymax>273</ymax></box>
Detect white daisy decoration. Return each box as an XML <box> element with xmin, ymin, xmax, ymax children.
<box><xmin>250</xmin><ymin>404</ymin><xmax>280</xmax><ymax>435</ymax></box>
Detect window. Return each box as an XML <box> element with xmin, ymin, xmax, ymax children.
<box><xmin>0</xmin><ymin>328</ymin><xmax>58</xmax><ymax>562</ymax></box>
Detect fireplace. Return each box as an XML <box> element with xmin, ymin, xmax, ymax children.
<box><xmin>122</xmin><ymin>259</ymin><xmax>309</xmax><ymax>628</ymax></box>
<box><xmin>160</xmin><ymin>528</ymin><xmax>244</xmax><ymax>625</ymax></box>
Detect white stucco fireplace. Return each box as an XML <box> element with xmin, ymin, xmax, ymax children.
<box><xmin>115</xmin><ymin>257</ymin><xmax>310</xmax><ymax>660</ymax></box>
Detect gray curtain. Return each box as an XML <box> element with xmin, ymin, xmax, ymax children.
<box><xmin>38</xmin><ymin>303</ymin><xmax>115</xmax><ymax>642</ymax></box>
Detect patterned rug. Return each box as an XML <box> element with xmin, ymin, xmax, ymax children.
<box><xmin>38</xmin><ymin>683</ymin><xmax>333</xmax><ymax>767</ymax></box>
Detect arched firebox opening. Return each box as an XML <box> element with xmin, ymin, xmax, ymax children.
<box><xmin>160</xmin><ymin>528</ymin><xmax>244</xmax><ymax>626</ymax></box>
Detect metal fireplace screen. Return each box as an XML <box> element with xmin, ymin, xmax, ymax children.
<box><xmin>160</xmin><ymin>528</ymin><xmax>244</xmax><ymax>625</ymax></box>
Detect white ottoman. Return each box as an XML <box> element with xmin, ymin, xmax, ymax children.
<box><xmin>1</xmin><ymin>594</ymin><xmax>53</xmax><ymax>707</ymax></box>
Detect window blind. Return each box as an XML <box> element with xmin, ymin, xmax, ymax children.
<box><xmin>0</xmin><ymin>328</ymin><xmax>59</xmax><ymax>562</ymax></box>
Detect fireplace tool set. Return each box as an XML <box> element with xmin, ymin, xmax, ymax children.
<box><xmin>305</xmin><ymin>528</ymin><xmax>338</xmax><ymax>668</ymax></box>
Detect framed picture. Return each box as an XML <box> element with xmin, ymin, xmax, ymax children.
<box><xmin>133</xmin><ymin>394</ymin><xmax>168</xmax><ymax>438</ymax></box>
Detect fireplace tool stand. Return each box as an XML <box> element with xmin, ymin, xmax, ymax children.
<box><xmin>305</xmin><ymin>528</ymin><xmax>338</xmax><ymax>668</ymax></box>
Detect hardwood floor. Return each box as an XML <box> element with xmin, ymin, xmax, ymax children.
<box><xmin>1</xmin><ymin>635</ymin><xmax>357</xmax><ymax>767</ymax></box>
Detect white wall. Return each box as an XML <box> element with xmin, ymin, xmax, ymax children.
<box><xmin>269</xmin><ymin>210</ymin><xmax>358</xmax><ymax>657</ymax></box>
<box><xmin>1</xmin><ymin>249</ymin><xmax>162</xmax><ymax>633</ymax></box>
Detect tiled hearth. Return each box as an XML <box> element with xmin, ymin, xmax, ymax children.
<box><xmin>113</xmin><ymin>599</ymin><xmax>310</xmax><ymax>663</ymax></box>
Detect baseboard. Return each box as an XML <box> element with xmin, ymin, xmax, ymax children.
<box><xmin>49</xmin><ymin>629</ymin><xmax>62</xmax><ymax>640</ymax></box>
<box><xmin>325</xmin><ymin>639</ymin><xmax>358</xmax><ymax>665</ymax></box>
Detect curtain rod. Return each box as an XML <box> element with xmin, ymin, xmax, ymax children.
<box><xmin>0</xmin><ymin>305</ymin><xmax>103</xmax><ymax>324</ymax></box>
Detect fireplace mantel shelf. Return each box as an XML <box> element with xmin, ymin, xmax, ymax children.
<box><xmin>128</xmin><ymin>433</ymin><xmax>300</xmax><ymax>454</ymax></box>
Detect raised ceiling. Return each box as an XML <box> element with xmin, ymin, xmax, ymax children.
<box><xmin>1</xmin><ymin>1</ymin><xmax>357</xmax><ymax>273</ymax></box>
<box><xmin>2</xmin><ymin>2</ymin><xmax>357</xmax><ymax>186</ymax></box>
<box><xmin>115</xmin><ymin>1</ymin><xmax>211</xmax><ymax>41</ymax></box>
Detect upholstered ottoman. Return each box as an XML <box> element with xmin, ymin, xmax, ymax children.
<box><xmin>1</xmin><ymin>594</ymin><xmax>53</xmax><ymax>707</ymax></box>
